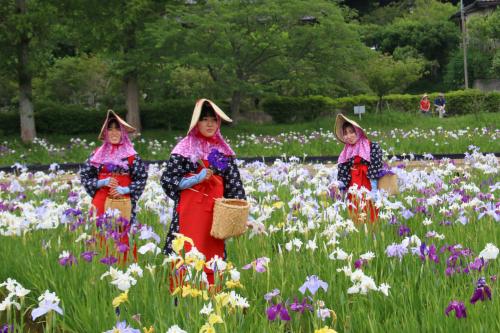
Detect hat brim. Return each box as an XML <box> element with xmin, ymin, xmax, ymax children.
<box><xmin>188</xmin><ymin>99</ymin><xmax>232</xmax><ymax>134</ymax></box>
<box><xmin>334</xmin><ymin>114</ymin><xmax>365</xmax><ymax>144</ymax></box>
<box><xmin>98</xmin><ymin>110</ymin><xmax>136</xmax><ymax>140</ymax></box>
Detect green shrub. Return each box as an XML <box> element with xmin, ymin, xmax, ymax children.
<box><xmin>263</xmin><ymin>90</ymin><xmax>500</xmax><ymax>123</ymax></box>
<box><xmin>0</xmin><ymin>99</ymin><xmax>233</xmax><ymax>135</ymax></box>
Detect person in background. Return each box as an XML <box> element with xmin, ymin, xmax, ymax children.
<box><xmin>420</xmin><ymin>94</ymin><xmax>431</xmax><ymax>116</ymax></box>
<box><xmin>434</xmin><ymin>93</ymin><xmax>446</xmax><ymax>118</ymax></box>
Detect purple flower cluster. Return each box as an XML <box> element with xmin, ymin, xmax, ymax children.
<box><xmin>442</xmin><ymin>245</ymin><xmax>483</xmax><ymax>276</ymax></box>
<box><xmin>385</xmin><ymin>243</ymin><xmax>408</xmax><ymax>261</ymax></box>
<box><xmin>207</xmin><ymin>148</ymin><xmax>229</xmax><ymax>171</ymax></box>
<box><xmin>398</xmin><ymin>224</ymin><xmax>411</xmax><ymax>237</ymax></box>
<box><xmin>445</xmin><ymin>300</ymin><xmax>467</xmax><ymax>318</ymax></box>
<box><xmin>264</xmin><ymin>288</ymin><xmax>313</xmax><ymax>322</ymax></box>
<box><xmin>58</xmin><ymin>252</ymin><xmax>77</xmax><ymax>266</ymax></box>
<box><xmin>470</xmin><ymin>277</ymin><xmax>492</xmax><ymax>304</ymax></box>
<box><xmin>419</xmin><ymin>243</ymin><xmax>439</xmax><ymax>263</ymax></box>
<box><xmin>378</xmin><ymin>163</ymin><xmax>395</xmax><ymax>178</ymax></box>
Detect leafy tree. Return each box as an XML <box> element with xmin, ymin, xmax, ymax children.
<box><xmin>444</xmin><ymin>10</ymin><xmax>500</xmax><ymax>89</ymax></box>
<box><xmin>365</xmin><ymin>53</ymin><xmax>425</xmax><ymax>111</ymax></box>
<box><xmin>34</xmin><ymin>55</ymin><xmax>118</xmax><ymax>107</ymax></box>
<box><xmin>0</xmin><ymin>0</ymin><xmax>57</xmax><ymax>142</ymax></box>
<box><xmin>62</xmin><ymin>0</ymin><xmax>168</xmax><ymax>131</ymax></box>
<box><xmin>151</xmin><ymin>0</ymin><xmax>372</xmax><ymax>120</ymax></box>
<box><xmin>362</xmin><ymin>0</ymin><xmax>459</xmax><ymax>88</ymax></box>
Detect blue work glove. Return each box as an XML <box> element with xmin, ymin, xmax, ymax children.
<box><xmin>115</xmin><ymin>186</ymin><xmax>130</xmax><ymax>195</ymax></box>
<box><xmin>178</xmin><ymin>169</ymin><xmax>207</xmax><ymax>190</ymax></box>
<box><xmin>97</xmin><ymin>178</ymin><xmax>110</xmax><ymax>188</ymax></box>
<box><xmin>370</xmin><ymin>179</ymin><xmax>379</xmax><ymax>200</ymax></box>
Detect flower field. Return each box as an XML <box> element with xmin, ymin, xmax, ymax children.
<box><xmin>0</xmin><ymin>149</ymin><xmax>499</xmax><ymax>332</ymax></box>
<box><xmin>1</xmin><ymin>120</ymin><xmax>499</xmax><ymax>166</ymax></box>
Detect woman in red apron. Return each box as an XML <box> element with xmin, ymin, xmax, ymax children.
<box><xmin>161</xmin><ymin>99</ymin><xmax>246</xmax><ymax>287</ymax></box>
<box><xmin>334</xmin><ymin>114</ymin><xmax>383</xmax><ymax>223</ymax></box>
<box><xmin>80</xmin><ymin>110</ymin><xmax>148</xmax><ymax>262</ymax></box>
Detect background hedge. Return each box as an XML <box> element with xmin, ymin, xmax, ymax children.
<box><xmin>0</xmin><ymin>91</ymin><xmax>498</xmax><ymax>134</ymax></box>
<box><xmin>263</xmin><ymin>90</ymin><xmax>500</xmax><ymax>123</ymax></box>
<box><xmin>0</xmin><ymin>99</ymin><xmax>230</xmax><ymax>135</ymax></box>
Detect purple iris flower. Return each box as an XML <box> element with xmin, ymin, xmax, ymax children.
<box><xmin>467</xmin><ymin>258</ymin><xmax>485</xmax><ymax>272</ymax></box>
<box><xmin>104</xmin><ymin>321</ymin><xmax>140</xmax><ymax>333</ymax></box>
<box><xmin>445</xmin><ymin>300</ymin><xmax>467</xmax><ymax>318</ymax></box>
<box><xmin>419</xmin><ymin>243</ymin><xmax>439</xmax><ymax>263</ymax></box>
<box><xmin>385</xmin><ymin>243</ymin><xmax>408</xmax><ymax>261</ymax></box>
<box><xmin>266</xmin><ymin>303</ymin><xmax>291</xmax><ymax>321</ymax></box>
<box><xmin>401</xmin><ymin>209</ymin><xmax>414</xmax><ymax>220</ymax></box>
<box><xmin>67</xmin><ymin>191</ymin><xmax>79</xmax><ymax>204</ymax></box>
<box><xmin>470</xmin><ymin>277</ymin><xmax>492</xmax><ymax>304</ymax></box>
<box><xmin>416</xmin><ymin>206</ymin><xmax>429</xmax><ymax>216</ymax></box>
<box><xmin>117</xmin><ymin>242</ymin><xmax>130</xmax><ymax>253</ymax></box>
<box><xmin>81</xmin><ymin>251</ymin><xmax>98</xmax><ymax>263</ymax></box>
<box><xmin>100</xmin><ymin>256</ymin><xmax>118</xmax><ymax>266</ymax></box>
<box><xmin>290</xmin><ymin>297</ymin><xmax>313</xmax><ymax>313</ymax></box>
<box><xmin>398</xmin><ymin>225</ymin><xmax>411</xmax><ymax>237</ymax></box>
<box><xmin>208</xmin><ymin>149</ymin><xmax>229</xmax><ymax>171</ymax></box>
<box><xmin>354</xmin><ymin>259</ymin><xmax>367</xmax><ymax>269</ymax></box>
<box><xmin>389</xmin><ymin>215</ymin><xmax>398</xmax><ymax>225</ymax></box>
<box><xmin>242</xmin><ymin>257</ymin><xmax>270</xmax><ymax>273</ymax></box>
<box><xmin>0</xmin><ymin>324</ymin><xmax>14</xmax><ymax>333</ymax></box>
<box><xmin>58</xmin><ymin>252</ymin><xmax>77</xmax><ymax>266</ymax></box>
<box><xmin>105</xmin><ymin>163</ymin><xmax>119</xmax><ymax>173</ymax></box>
<box><xmin>298</xmin><ymin>275</ymin><xmax>328</xmax><ymax>295</ymax></box>
<box><xmin>264</xmin><ymin>289</ymin><xmax>280</xmax><ymax>302</ymax></box>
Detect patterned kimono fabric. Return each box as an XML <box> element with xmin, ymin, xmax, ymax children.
<box><xmin>80</xmin><ymin>118</ymin><xmax>148</xmax><ymax>265</ymax></box>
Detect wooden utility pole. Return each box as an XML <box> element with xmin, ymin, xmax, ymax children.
<box><xmin>460</xmin><ymin>0</ymin><xmax>469</xmax><ymax>89</ymax></box>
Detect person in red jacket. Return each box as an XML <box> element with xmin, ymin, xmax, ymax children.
<box><xmin>420</xmin><ymin>94</ymin><xmax>431</xmax><ymax>115</ymax></box>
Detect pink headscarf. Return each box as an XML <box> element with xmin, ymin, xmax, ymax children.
<box><xmin>338</xmin><ymin>126</ymin><xmax>371</xmax><ymax>164</ymax></box>
<box><xmin>90</xmin><ymin>119</ymin><xmax>137</xmax><ymax>168</ymax></box>
<box><xmin>171</xmin><ymin>116</ymin><xmax>235</xmax><ymax>163</ymax></box>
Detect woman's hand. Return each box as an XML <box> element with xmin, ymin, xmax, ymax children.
<box><xmin>202</xmin><ymin>169</ymin><xmax>213</xmax><ymax>182</ymax></box>
<box><xmin>108</xmin><ymin>178</ymin><xmax>118</xmax><ymax>188</ymax></box>
<box><xmin>109</xmin><ymin>186</ymin><xmax>130</xmax><ymax>198</ymax></box>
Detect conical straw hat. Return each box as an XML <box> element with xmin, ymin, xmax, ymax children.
<box><xmin>188</xmin><ymin>99</ymin><xmax>232</xmax><ymax>134</ymax></box>
<box><xmin>334</xmin><ymin>114</ymin><xmax>365</xmax><ymax>144</ymax></box>
<box><xmin>98</xmin><ymin>109</ymin><xmax>136</xmax><ymax>140</ymax></box>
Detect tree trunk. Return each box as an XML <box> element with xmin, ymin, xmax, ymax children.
<box><xmin>125</xmin><ymin>73</ymin><xmax>141</xmax><ymax>132</ymax></box>
<box><xmin>376</xmin><ymin>96</ymin><xmax>383</xmax><ymax>114</ymax></box>
<box><xmin>230</xmin><ymin>90</ymin><xmax>242</xmax><ymax>124</ymax></box>
<box><xmin>17</xmin><ymin>0</ymin><xmax>36</xmax><ymax>143</ymax></box>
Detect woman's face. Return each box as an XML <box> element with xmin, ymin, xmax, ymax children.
<box><xmin>343</xmin><ymin>126</ymin><xmax>358</xmax><ymax>145</ymax></box>
<box><xmin>197</xmin><ymin>115</ymin><xmax>218</xmax><ymax>138</ymax></box>
<box><xmin>107</xmin><ymin>122</ymin><xmax>122</xmax><ymax>144</ymax></box>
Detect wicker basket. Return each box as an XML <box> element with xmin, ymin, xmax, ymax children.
<box><xmin>378</xmin><ymin>174</ymin><xmax>399</xmax><ymax>196</ymax></box>
<box><xmin>104</xmin><ymin>197</ymin><xmax>132</xmax><ymax>221</ymax></box>
<box><xmin>211</xmin><ymin>198</ymin><xmax>250</xmax><ymax>240</ymax></box>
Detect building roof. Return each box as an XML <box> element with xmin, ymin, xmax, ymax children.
<box><xmin>451</xmin><ymin>0</ymin><xmax>500</xmax><ymax>20</ymax></box>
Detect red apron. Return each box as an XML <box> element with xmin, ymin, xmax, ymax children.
<box><xmin>92</xmin><ymin>156</ymin><xmax>136</xmax><ymax>264</ymax></box>
<box><xmin>177</xmin><ymin>160</ymin><xmax>224</xmax><ymax>285</ymax></box>
<box><xmin>347</xmin><ymin>156</ymin><xmax>378</xmax><ymax>223</ymax></box>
